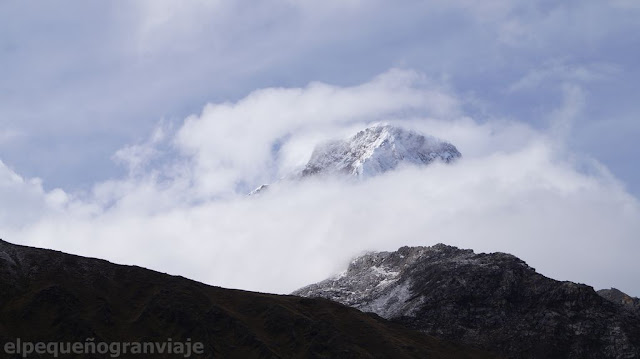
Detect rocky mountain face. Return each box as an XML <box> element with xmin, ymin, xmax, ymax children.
<box><xmin>293</xmin><ymin>244</ymin><xmax>640</xmax><ymax>359</ymax></box>
<box><xmin>300</xmin><ymin>125</ymin><xmax>461</xmax><ymax>178</ymax></box>
<box><xmin>0</xmin><ymin>239</ymin><xmax>493</xmax><ymax>359</ymax></box>
<box><xmin>598</xmin><ymin>288</ymin><xmax>640</xmax><ymax>314</ymax></box>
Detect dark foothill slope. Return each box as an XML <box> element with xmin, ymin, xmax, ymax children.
<box><xmin>0</xmin><ymin>239</ymin><xmax>493</xmax><ymax>359</ymax></box>
<box><xmin>294</xmin><ymin>244</ymin><xmax>640</xmax><ymax>359</ymax></box>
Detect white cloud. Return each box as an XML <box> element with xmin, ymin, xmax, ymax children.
<box><xmin>1</xmin><ymin>70</ymin><xmax>639</xmax><ymax>298</ymax></box>
<box><xmin>173</xmin><ymin>69</ymin><xmax>459</xmax><ymax>195</ymax></box>
<box><xmin>112</xmin><ymin>123</ymin><xmax>170</xmax><ymax>176</ymax></box>
<box><xmin>0</xmin><ymin>160</ymin><xmax>67</xmax><ymax>228</ymax></box>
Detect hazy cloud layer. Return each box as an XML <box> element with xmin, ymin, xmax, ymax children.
<box><xmin>2</xmin><ymin>71</ymin><xmax>639</xmax><ymax>296</ymax></box>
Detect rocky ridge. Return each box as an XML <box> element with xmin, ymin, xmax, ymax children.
<box><xmin>598</xmin><ymin>288</ymin><xmax>640</xmax><ymax>314</ymax></box>
<box><xmin>293</xmin><ymin>244</ymin><xmax>640</xmax><ymax>359</ymax></box>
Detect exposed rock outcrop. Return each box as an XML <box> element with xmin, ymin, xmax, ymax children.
<box><xmin>294</xmin><ymin>244</ymin><xmax>640</xmax><ymax>359</ymax></box>
<box><xmin>598</xmin><ymin>288</ymin><xmax>640</xmax><ymax>314</ymax></box>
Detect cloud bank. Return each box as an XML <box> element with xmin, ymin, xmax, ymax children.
<box><xmin>1</xmin><ymin>70</ymin><xmax>639</xmax><ymax>296</ymax></box>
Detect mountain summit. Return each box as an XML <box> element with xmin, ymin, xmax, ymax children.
<box><xmin>249</xmin><ymin>125</ymin><xmax>460</xmax><ymax>195</ymax></box>
<box><xmin>300</xmin><ymin>125</ymin><xmax>461</xmax><ymax>178</ymax></box>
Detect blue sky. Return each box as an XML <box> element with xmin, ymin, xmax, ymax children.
<box><xmin>1</xmin><ymin>1</ymin><xmax>639</xmax><ymax>295</ymax></box>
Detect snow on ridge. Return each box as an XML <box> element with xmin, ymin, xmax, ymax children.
<box><xmin>292</xmin><ymin>244</ymin><xmax>488</xmax><ymax>318</ymax></box>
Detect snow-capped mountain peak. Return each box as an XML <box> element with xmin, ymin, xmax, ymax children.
<box><xmin>249</xmin><ymin>125</ymin><xmax>460</xmax><ymax>195</ymax></box>
<box><xmin>300</xmin><ymin>125</ymin><xmax>461</xmax><ymax>178</ymax></box>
